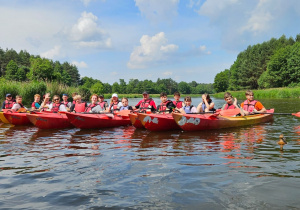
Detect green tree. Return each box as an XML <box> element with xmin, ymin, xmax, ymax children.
<box><xmin>27</xmin><ymin>57</ymin><xmax>54</xmax><ymax>81</ymax></box>
<box><xmin>112</xmin><ymin>82</ymin><xmax>120</xmax><ymax>93</ymax></box>
<box><xmin>214</xmin><ymin>69</ymin><xmax>230</xmax><ymax>92</ymax></box>
<box><xmin>5</xmin><ymin>60</ymin><xmax>19</xmax><ymax>80</ymax></box>
<box><xmin>178</xmin><ymin>81</ymin><xmax>191</xmax><ymax>94</ymax></box>
<box><xmin>91</xmin><ymin>82</ymin><xmax>104</xmax><ymax>94</ymax></box>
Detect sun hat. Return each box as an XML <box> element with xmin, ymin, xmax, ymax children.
<box><xmin>112</xmin><ymin>93</ymin><xmax>118</xmax><ymax>98</ymax></box>
<box><xmin>142</xmin><ymin>91</ymin><xmax>148</xmax><ymax>95</ymax></box>
<box><xmin>62</xmin><ymin>94</ymin><xmax>68</xmax><ymax>96</ymax></box>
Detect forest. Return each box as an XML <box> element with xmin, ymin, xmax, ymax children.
<box><xmin>0</xmin><ymin>48</ymin><xmax>214</xmax><ymax>97</ymax></box>
<box><xmin>213</xmin><ymin>34</ymin><xmax>300</xmax><ymax>92</ymax></box>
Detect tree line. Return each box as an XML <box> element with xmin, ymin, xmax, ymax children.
<box><xmin>214</xmin><ymin>34</ymin><xmax>300</xmax><ymax>92</ymax></box>
<box><xmin>0</xmin><ymin>47</ymin><xmax>214</xmax><ymax>95</ymax></box>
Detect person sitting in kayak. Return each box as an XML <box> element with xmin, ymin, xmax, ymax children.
<box><xmin>98</xmin><ymin>94</ymin><xmax>108</xmax><ymax>110</ymax></box>
<box><xmin>40</xmin><ymin>93</ymin><xmax>51</xmax><ymax>111</ymax></box>
<box><xmin>2</xmin><ymin>93</ymin><xmax>15</xmax><ymax>109</ymax></box>
<box><xmin>173</xmin><ymin>91</ymin><xmax>184</xmax><ymax>109</ymax></box>
<box><xmin>72</xmin><ymin>92</ymin><xmax>78</xmax><ymax>105</ymax></box>
<box><xmin>11</xmin><ymin>95</ymin><xmax>27</xmax><ymax>112</ymax></box>
<box><xmin>196</xmin><ymin>94</ymin><xmax>215</xmax><ymax>113</ymax></box>
<box><xmin>179</xmin><ymin>96</ymin><xmax>197</xmax><ymax>114</ymax></box>
<box><xmin>156</xmin><ymin>92</ymin><xmax>176</xmax><ymax>114</ymax></box>
<box><xmin>133</xmin><ymin>91</ymin><xmax>157</xmax><ymax>113</ymax></box>
<box><xmin>31</xmin><ymin>94</ymin><xmax>41</xmax><ymax>111</ymax></box>
<box><xmin>48</xmin><ymin>95</ymin><xmax>67</xmax><ymax>112</ymax></box>
<box><xmin>221</xmin><ymin>92</ymin><xmax>245</xmax><ymax>116</ymax></box>
<box><xmin>85</xmin><ymin>94</ymin><xmax>102</xmax><ymax>113</ymax></box>
<box><xmin>70</xmin><ymin>95</ymin><xmax>87</xmax><ymax>112</ymax></box>
<box><xmin>107</xmin><ymin>93</ymin><xmax>122</xmax><ymax>113</ymax></box>
<box><xmin>62</xmin><ymin>94</ymin><xmax>72</xmax><ymax>112</ymax></box>
<box><xmin>120</xmin><ymin>97</ymin><xmax>133</xmax><ymax>111</ymax></box>
<box><xmin>241</xmin><ymin>90</ymin><xmax>266</xmax><ymax>115</ymax></box>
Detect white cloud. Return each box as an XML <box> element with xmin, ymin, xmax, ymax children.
<box><xmin>69</xmin><ymin>11</ymin><xmax>111</xmax><ymax>49</ymax></box>
<box><xmin>135</xmin><ymin>0</ymin><xmax>179</xmax><ymax>24</ymax></box>
<box><xmin>40</xmin><ymin>46</ymin><xmax>61</xmax><ymax>59</ymax></box>
<box><xmin>72</xmin><ymin>61</ymin><xmax>88</xmax><ymax>68</ymax></box>
<box><xmin>163</xmin><ymin>71</ymin><xmax>173</xmax><ymax>76</ymax></box>
<box><xmin>127</xmin><ymin>32</ymin><xmax>179</xmax><ymax>69</ymax></box>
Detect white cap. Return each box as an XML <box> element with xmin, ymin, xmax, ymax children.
<box><xmin>112</xmin><ymin>93</ymin><xmax>118</xmax><ymax>98</ymax></box>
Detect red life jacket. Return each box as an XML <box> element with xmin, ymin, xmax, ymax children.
<box><xmin>140</xmin><ymin>98</ymin><xmax>153</xmax><ymax>110</ymax></box>
<box><xmin>224</xmin><ymin>104</ymin><xmax>236</xmax><ymax>110</ymax></box>
<box><xmin>173</xmin><ymin>100</ymin><xmax>183</xmax><ymax>109</ymax></box>
<box><xmin>243</xmin><ymin>100</ymin><xmax>257</xmax><ymax>112</ymax></box>
<box><xmin>4</xmin><ymin>100</ymin><xmax>15</xmax><ymax>109</ymax></box>
<box><xmin>74</xmin><ymin>103</ymin><xmax>86</xmax><ymax>112</ymax></box>
<box><xmin>51</xmin><ymin>103</ymin><xmax>62</xmax><ymax>112</ymax></box>
<box><xmin>98</xmin><ymin>101</ymin><xmax>106</xmax><ymax>109</ymax></box>
<box><xmin>158</xmin><ymin>100</ymin><xmax>172</xmax><ymax>112</ymax></box>
<box><xmin>62</xmin><ymin>101</ymin><xmax>70</xmax><ymax>107</ymax></box>
<box><xmin>85</xmin><ymin>103</ymin><xmax>97</xmax><ymax>112</ymax></box>
<box><xmin>109</xmin><ymin>101</ymin><xmax>120</xmax><ymax>112</ymax></box>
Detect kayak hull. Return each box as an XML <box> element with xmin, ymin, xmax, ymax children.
<box><xmin>129</xmin><ymin>113</ymin><xmax>144</xmax><ymax>129</ymax></box>
<box><xmin>0</xmin><ymin>110</ymin><xmax>10</xmax><ymax>124</ymax></box>
<box><xmin>27</xmin><ymin>113</ymin><xmax>73</xmax><ymax>129</ymax></box>
<box><xmin>3</xmin><ymin>112</ymin><xmax>32</xmax><ymax>126</ymax></box>
<box><xmin>66</xmin><ymin>112</ymin><xmax>131</xmax><ymax>129</ymax></box>
<box><xmin>138</xmin><ymin>113</ymin><xmax>180</xmax><ymax>131</ymax></box>
<box><xmin>172</xmin><ymin>109</ymin><xmax>274</xmax><ymax>131</ymax></box>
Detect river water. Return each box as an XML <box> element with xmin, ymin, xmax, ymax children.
<box><xmin>0</xmin><ymin>97</ymin><xmax>299</xmax><ymax>209</ymax></box>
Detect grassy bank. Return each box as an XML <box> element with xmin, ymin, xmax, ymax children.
<box><xmin>213</xmin><ymin>87</ymin><xmax>300</xmax><ymax>99</ymax></box>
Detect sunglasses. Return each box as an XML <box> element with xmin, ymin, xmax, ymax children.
<box><xmin>54</xmin><ymin>98</ymin><xmax>59</xmax><ymax>101</ymax></box>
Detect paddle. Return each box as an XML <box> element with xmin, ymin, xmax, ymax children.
<box><xmin>254</xmin><ymin>112</ymin><xmax>295</xmax><ymax>115</ymax></box>
<box><xmin>17</xmin><ymin>108</ymin><xmax>27</xmax><ymax>113</ymax></box>
<box><xmin>292</xmin><ymin>112</ymin><xmax>300</xmax><ymax>117</ymax></box>
<box><xmin>220</xmin><ymin>108</ymin><xmax>241</xmax><ymax>116</ymax></box>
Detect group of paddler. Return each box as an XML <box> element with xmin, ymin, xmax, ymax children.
<box><xmin>1</xmin><ymin>89</ymin><xmax>266</xmax><ymax>116</ymax></box>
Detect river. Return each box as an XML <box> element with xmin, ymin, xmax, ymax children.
<box><xmin>0</xmin><ymin>97</ymin><xmax>299</xmax><ymax>209</ymax></box>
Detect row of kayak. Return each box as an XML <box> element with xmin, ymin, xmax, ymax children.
<box><xmin>0</xmin><ymin>109</ymin><xmax>279</xmax><ymax>131</ymax></box>
<box><xmin>0</xmin><ymin>109</ymin><xmax>294</xmax><ymax>131</ymax></box>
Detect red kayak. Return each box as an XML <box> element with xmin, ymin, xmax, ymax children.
<box><xmin>137</xmin><ymin>113</ymin><xmax>180</xmax><ymax>131</ymax></box>
<box><xmin>3</xmin><ymin>112</ymin><xmax>32</xmax><ymax>126</ymax></box>
<box><xmin>27</xmin><ymin>112</ymin><xmax>73</xmax><ymax>129</ymax></box>
<box><xmin>66</xmin><ymin>112</ymin><xmax>131</xmax><ymax>129</ymax></box>
<box><xmin>129</xmin><ymin>113</ymin><xmax>144</xmax><ymax>129</ymax></box>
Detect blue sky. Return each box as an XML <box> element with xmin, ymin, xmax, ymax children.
<box><xmin>1</xmin><ymin>0</ymin><xmax>300</xmax><ymax>84</ymax></box>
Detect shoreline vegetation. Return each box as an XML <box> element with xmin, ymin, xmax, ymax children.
<box><xmin>212</xmin><ymin>87</ymin><xmax>300</xmax><ymax>99</ymax></box>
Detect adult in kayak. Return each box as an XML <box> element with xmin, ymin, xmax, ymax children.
<box><xmin>48</xmin><ymin>95</ymin><xmax>67</xmax><ymax>112</ymax></box>
<box><xmin>120</xmin><ymin>97</ymin><xmax>133</xmax><ymax>111</ymax></box>
<box><xmin>11</xmin><ymin>95</ymin><xmax>27</xmax><ymax>112</ymax></box>
<box><xmin>31</xmin><ymin>94</ymin><xmax>41</xmax><ymax>111</ymax></box>
<box><xmin>98</xmin><ymin>94</ymin><xmax>108</xmax><ymax>110</ymax></box>
<box><xmin>85</xmin><ymin>94</ymin><xmax>103</xmax><ymax>113</ymax></box>
<box><xmin>107</xmin><ymin>93</ymin><xmax>122</xmax><ymax>112</ymax></box>
<box><xmin>241</xmin><ymin>90</ymin><xmax>266</xmax><ymax>115</ymax></box>
<box><xmin>61</xmin><ymin>94</ymin><xmax>72</xmax><ymax>112</ymax></box>
<box><xmin>156</xmin><ymin>92</ymin><xmax>176</xmax><ymax>113</ymax></box>
<box><xmin>178</xmin><ymin>96</ymin><xmax>197</xmax><ymax>114</ymax></box>
<box><xmin>133</xmin><ymin>91</ymin><xmax>157</xmax><ymax>113</ymax></box>
<box><xmin>70</xmin><ymin>95</ymin><xmax>87</xmax><ymax>112</ymax></box>
<box><xmin>173</xmin><ymin>91</ymin><xmax>184</xmax><ymax>109</ymax></box>
<box><xmin>196</xmin><ymin>94</ymin><xmax>215</xmax><ymax>113</ymax></box>
<box><xmin>40</xmin><ymin>93</ymin><xmax>51</xmax><ymax>111</ymax></box>
<box><xmin>2</xmin><ymin>93</ymin><xmax>15</xmax><ymax>109</ymax></box>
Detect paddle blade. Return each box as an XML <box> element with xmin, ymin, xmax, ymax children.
<box><xmin>116</xmin><ymin>110</ymin><xmax>131</xmax><ymax>116</ymax></box>
<box><xmin>292</xmin><ymin>112</ymin><xmax>300</xmax><ymax>117</ymax></box>
<box><xmin>220</xmin><ymin>108</ymin><xmax>240</xmax><ymax>117</ymax></box>
<box><xmin>17</xmin><ymin>108</ymin><xmax>27</xmax><ymax>113</ymax></box>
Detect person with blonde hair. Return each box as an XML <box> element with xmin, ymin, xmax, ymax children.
<box><xmin>31</xmin><ymin>94</ymin><xmax>41</xmax><ymax>111</ymax></box>
<box><xmin>70</xmin><ymin>95</ymin><xmax>87</xmax><ymax>112</ymax></box>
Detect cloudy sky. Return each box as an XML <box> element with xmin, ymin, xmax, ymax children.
<box><xmin>1</xmin><ymin>0</ymin><xmax>300</xmax><ymax>84</ymax></box>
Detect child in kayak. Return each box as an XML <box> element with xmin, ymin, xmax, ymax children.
<box><xmin>197</xmin><ymin>94</ymin><xmax>215</xmax><ymax>112</ymax></box>
<box><xmin>11</xmin><ymin>95</ymin><xmax>27</xmax><ymax>112</ymax></box>
<box><xmin>179</xmin><ymin>96</ymin><xmax>197</xmax><ymax>114</ymax></box>
<box><xmin>120</xmin><ymin>97</ymin><xmax>133</xmax><ymax>111</ymax></box>
<box><xmin>221</xmin><ymin>92</ymin><xmax>244</xmax><ymax>116</ymax></box>
<box><xmin>173</xmin><ymin>91</ymin><xmax>184</xmax><ymax>108</ymax></box>
<box><xmin>157</xmin><ymin>92</ymin><xmax>176</xmax><ymax>113</ymax></box>
<box><xmin>241</xmin><ymin>90</ymin><xmax>266</xmax><ymax>115</ymax></box>
<box><xmin>31</xmin><ymin>94</ymin><xmax>41</xmax><ymax>111</ymax></box>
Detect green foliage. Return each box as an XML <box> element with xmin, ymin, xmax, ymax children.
<box><xmin>214</xmin><ymin>69</ymin><xmax>230</xmax><ymax>92</ymax></box>
<box><xmin>5</xmin><ymin>60</ymin><xmax>19</xmax><ymax>81</ymax></box>
<box><xmin>91</xmin><ymin>82</ymin><xmax>104</xmax><ymax>94</ymax></box>
<box><xmin>178</xmin><ymin>81</ymin><xmax>191</xmax><ymax>94</ymax></box>
<box><xmin>27</xmin><ymin>57</ymin><xmax>54</xmax><ymax>81</ymax></box>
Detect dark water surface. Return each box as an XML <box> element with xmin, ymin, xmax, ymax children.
<box><xmin>1</xmin><ymin>97</ymin><xmax>300</xmax><ymax>209</ymax></box>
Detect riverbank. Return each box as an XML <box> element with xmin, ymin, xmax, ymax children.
<box><xmin>213</xmin><ymin>87</ymin><xmax>300</xmax><ymax>99</ymax></box>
